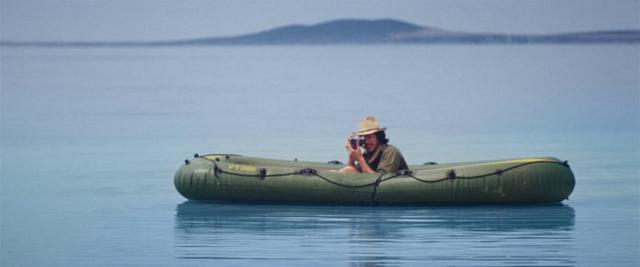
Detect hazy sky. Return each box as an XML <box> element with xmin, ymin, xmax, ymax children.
<box><xmin>1</xmin><ymin>0</ymin><xmax>639</xmax><ymax>42</ymax></box>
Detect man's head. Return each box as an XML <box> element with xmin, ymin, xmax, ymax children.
<box><xmin>357</xmin><ymin>116</ymin><xmax>388</xmax><ymax>152</ymax></box>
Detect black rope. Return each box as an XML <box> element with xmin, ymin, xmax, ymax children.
<box><xmin>393</xmin><ymin>160</ymin><xmax>570</xmax><ymax>184</ymax></box>
<box><xmin>204</xmin><ymin>156</ymin><xmax>381</xmax><ymax>188</ymax></box>
<box><xmin>304</xmin><ymin>173</ymin><xmax>380</xmax><ymax>189</ymax></box>
<box><xmin>198</xmin><ymin>155</ymin><xmax>569</xmax><ymax>188</ymax></box>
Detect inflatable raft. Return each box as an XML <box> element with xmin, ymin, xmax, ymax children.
<box><xmin>174</xmin><ymin>154</ymin><xmax>575</xmax><ymax>204</ymax></box>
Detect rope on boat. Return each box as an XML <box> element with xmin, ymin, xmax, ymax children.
<box><xmin>195</xmin><ymin>155</ymin><xmax>570</xmax><ymax>188</ymax></box>
<box><xmin>390</xmin><ymin>160</ymin><xmax>570</xmax><ymax>184</ymax></box>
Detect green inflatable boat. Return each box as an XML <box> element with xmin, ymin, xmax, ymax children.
<box><xmin>174</xmin><ymin>154</ymin><xmax>575</xmax><ymax>204</ymax></box>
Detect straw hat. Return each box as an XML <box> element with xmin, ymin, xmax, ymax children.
<box><xmin>357</xmin><ymin>116</ymin><xmax>386</xmax><ymax>136</ymax></box>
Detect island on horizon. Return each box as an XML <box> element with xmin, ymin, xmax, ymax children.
<box><xmin>2</xmin><ymin>18</ymin><xmax>640</xmax><ymax>47</ymax></box>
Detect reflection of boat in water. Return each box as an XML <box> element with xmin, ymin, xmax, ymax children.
<box><xmin>174</xmin><ymin>201</ymin><xmax>576</xmax><ymax>265</ymax></box>
<box><xmin>175</xmin><ymin>201</ymin><xmax>575</xmax><ymax>234</ymax></box>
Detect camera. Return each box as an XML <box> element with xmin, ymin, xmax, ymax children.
<box><xmin>350</xmin><ymin>137</ymin><xmax>364</xmax><ymax>149</ymax></box>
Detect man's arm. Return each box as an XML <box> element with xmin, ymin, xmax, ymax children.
<box><xmin>347</xmin><ymin>143</ymin><xmax>376</xmax><ymax>173</ymax></box>
<box><xmin>355</xmin><ymin>156</ymin><xmax>376</xmax><ymax>174</ymax></box>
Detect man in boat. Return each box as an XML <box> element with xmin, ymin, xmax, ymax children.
<box><xmin>340</xmin><ymin>116</ymin><xmax>408</xmax><ymax>174</ymax></box>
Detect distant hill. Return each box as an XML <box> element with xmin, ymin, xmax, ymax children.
<box><xmin>3</xmin><ymin>18</ymin><xmax>640</xmax><ymax>47</ymax></box>
<box><xmin>182</xmin><ymin>19</ymin><xmax>428</xmax><ymax>44</ymax></box>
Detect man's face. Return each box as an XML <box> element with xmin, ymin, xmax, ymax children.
<box><xmin>363</xmin><ymin>133</ymin><xmax>380</xmax><ymax>153</ymax></box>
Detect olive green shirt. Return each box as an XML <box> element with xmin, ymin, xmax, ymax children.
<box><xmin>362</xmin><ymin>144</ymin><xmax>408</xmax><ymax>174</ymax></box>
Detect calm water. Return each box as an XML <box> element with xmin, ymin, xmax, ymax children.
<box><xmin>1</xmin><ymin>45</ymin><xmax>639</xmax><ymax>266</ymax></box>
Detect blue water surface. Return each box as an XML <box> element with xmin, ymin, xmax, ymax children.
<box><xmin>1</xmin><ymin>45</ymin><xmax>639</xmax><ymax>266</ymax></box>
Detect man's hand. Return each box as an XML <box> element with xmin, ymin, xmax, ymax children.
<box><xmin>345</xmin><ymin>135</ymin><xmax>362</xmax><ymax>166</ymax></box>
<box><xmin>342</xmin><ymin>135</ymin><xmax>375</xmax><ymax>174</ymax></box>
<box><xmin>347</xmin><ymin>141</ymin><xmax>362</xmax><ymax>162</ymax></box>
